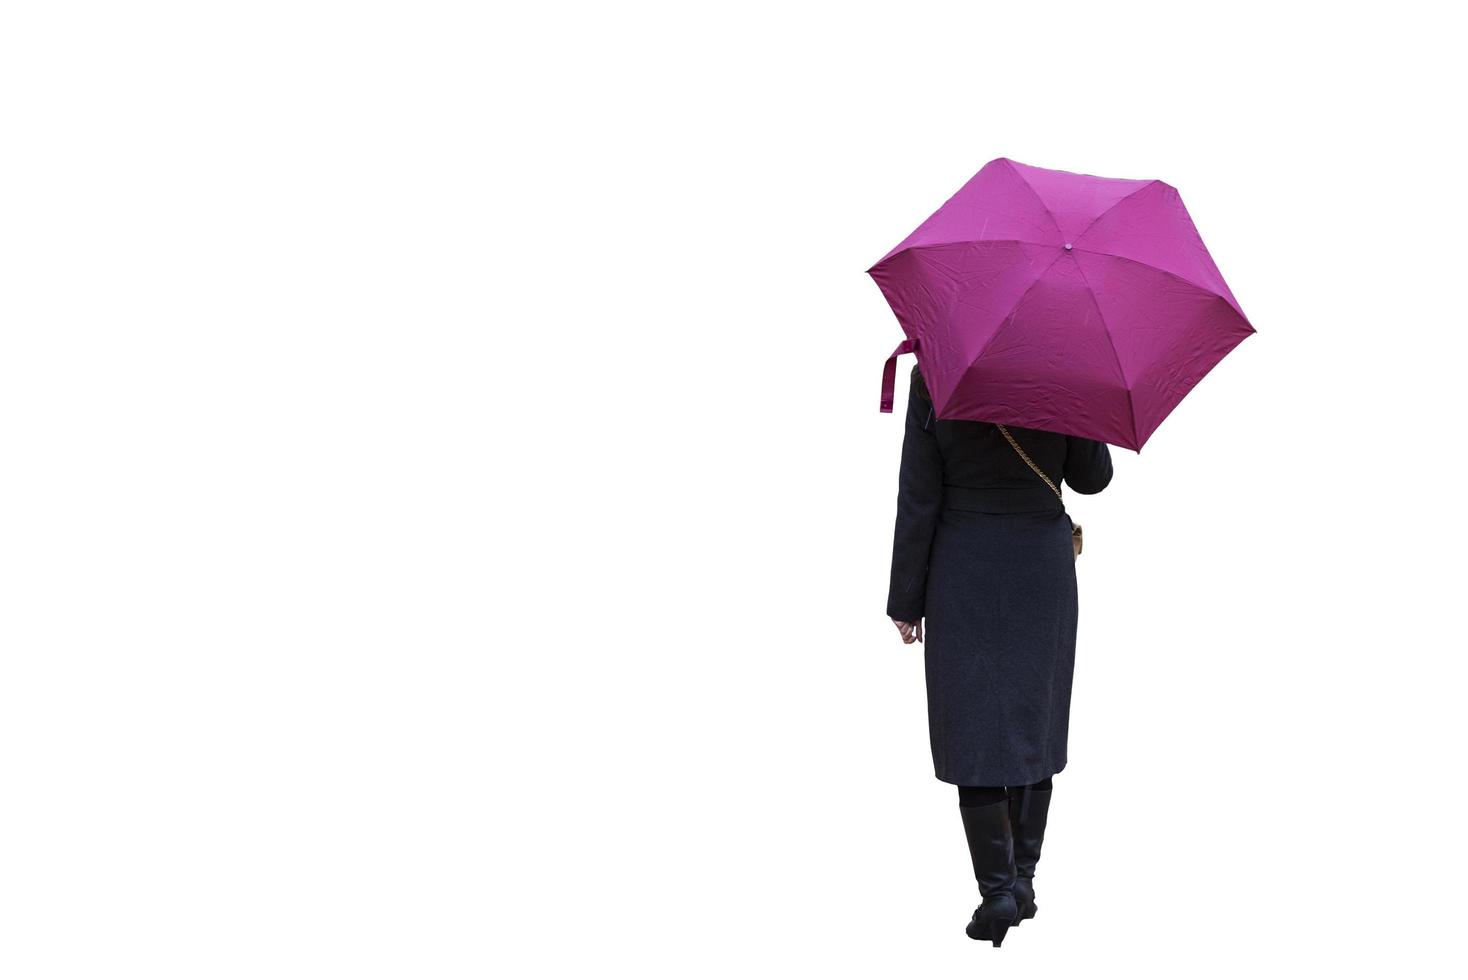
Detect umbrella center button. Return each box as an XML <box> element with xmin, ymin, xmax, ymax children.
<box><xmin>1064</xmin><ymin>243</ymin><xmax>1073</xmax><ymax>251</ymax></box>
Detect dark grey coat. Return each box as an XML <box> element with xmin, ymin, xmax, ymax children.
<box><xmin>887</xmin><ymin>366</ymin><xmax>1113</xmax><ymax>786</ymax></box>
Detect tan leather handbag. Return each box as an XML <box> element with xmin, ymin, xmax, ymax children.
<box><xmin>996</xmin><ymin>424</ymin><xmax>1083</xmax><ymax>559</ymax></box>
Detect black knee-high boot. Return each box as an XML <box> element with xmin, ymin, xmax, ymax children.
<box><xmin>1008</xmin><ymin>780</ymin><xmax>1053</xmax><ymax>924</ymax></box>
<box><xmin>958</xmin><ymin>797</ymin><xmax>1019</xmax><ymax>946</ymax></box>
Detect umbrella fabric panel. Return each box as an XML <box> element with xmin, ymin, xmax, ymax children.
<box><xmin>872</xmin><ymin>159</ymin><xmax>1070</xmax><ymax>266</ymax></box>
<box><xmin>1071</xmin><ymin>179</ymin><xmax>1247</xmax><ymax>319</ymax></box>
<box><xmin>869</xmin><ymin>240</ymin><xmax>1059</xmax><ymax>411</ymax></box>
<box><xmin>1073</xmin><ymin>250</ymin><xmax>1254</xmax><ymax>448</ymax></box>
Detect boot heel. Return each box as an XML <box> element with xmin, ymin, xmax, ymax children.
<box><xmin>989</xmin><ymin>918</ymin><xmax>1011</xmax><ymax>947</ymax></box>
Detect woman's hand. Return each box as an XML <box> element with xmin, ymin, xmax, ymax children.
<box><xmin>892</xmin><ymin>618</ymin><xmax>923</xmax><ymax>644</ymax></box>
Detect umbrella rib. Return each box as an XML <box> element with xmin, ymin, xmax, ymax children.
<box><xmin>1002</xmin><ymin>158</ymin><xmax>1066</xmax><ymax>241</ymax></box>
<box><xmin>877</xmin><ymin>238</ymin><xmax>1059</xmax><ymax>265</ymax></box>
<box><xmin>1071</xmin><ymin>257</ymin><xmax>1138</xmax><ymax>448</ymax></box>
<box><xmin>1079</xmin><ymin>251</ymin><xmax>1251</xmax><ymax>324</ymax></box>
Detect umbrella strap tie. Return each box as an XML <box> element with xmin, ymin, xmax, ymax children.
<box><xmin>879</xmin><ymin>338</ymin><xmax>918</xmax><ymax>412</ymax></box>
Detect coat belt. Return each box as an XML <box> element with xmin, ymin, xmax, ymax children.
<box><xmin>941</xmin><ymin>484</ymin><xmax>1064</xmax><ymax>515</ymax></box>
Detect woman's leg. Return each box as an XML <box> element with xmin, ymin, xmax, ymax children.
<box><xmin>955</xmin><ymin>785</ymin><xmax>1019</xmax><ymax>945</ymax></box>
<box><xmin>1008</xmin><ymin>776</ymin><xmax>1054</xmax><ymax>922</ymax></box>
<box><xmin>956</xmin><ymin>784</ymin><xmax>1008</xmax><ymax>807</ymax></box>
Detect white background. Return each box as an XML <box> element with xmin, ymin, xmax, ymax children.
<box><xmin>2</xmin><ymin>2</ymin><xmax>1464</xmax><ymax>977</ymax></box>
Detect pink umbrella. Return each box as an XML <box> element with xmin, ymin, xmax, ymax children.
<box><xmin>870</xmin><ymin>157</ymin><xmax>1255</xmax><ymax>451</ymax></box>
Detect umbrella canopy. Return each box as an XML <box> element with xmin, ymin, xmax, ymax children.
<box><xmin>870</xmin><ymin>157</ymin><xmax>1255</xmax><ymax>451</ymax></box>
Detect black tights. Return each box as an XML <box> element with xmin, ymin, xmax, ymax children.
<box><xmin>957</xmin><ymin>776</ymin><xmax>1052</xmax><ymax>807</ymax></box>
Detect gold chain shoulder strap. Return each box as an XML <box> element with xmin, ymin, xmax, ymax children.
<box><xmin>996</xmin><ymin>424</ymin><xmax>1062</xmax><ymax>499</ymax></box>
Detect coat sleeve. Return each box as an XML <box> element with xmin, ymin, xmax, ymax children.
<box><xmin>886</xmin><ymin>369</ymin><xmax>944</xmax><ymax>622</ymax></box>
<box><xmin>1063</xmin><ymin>435</ymin><xmax>1114</xmax><ymax>495</ymax></box>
